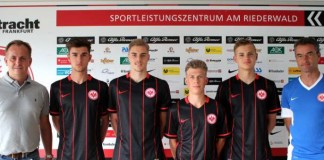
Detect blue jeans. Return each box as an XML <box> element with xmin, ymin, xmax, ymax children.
<box><xmin>0</xmin><ymin>149</ymin><xmax>39</xmax><ymax>160</ymax></box>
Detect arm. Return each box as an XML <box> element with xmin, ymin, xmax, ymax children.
<box><xmin>216</xmin><ymin>138</ymin><xmax>226</xmax><ymax>159</ymax></box>
<box><xmin>160</xmin><ymin>111</ymin><xmax>167</xmax><ymax>138</ymax></box>
<box><xmin>100</xmin><ymin>114</ymin><xmax>109</xmax><ymax>143</ymax></box>
<box><xmin>284</xmin><ymin>118</ymin><xmax>292</xmax><ymax>135</ymax></box>
<box><xmin>267</xmin><ymin>113</ymin><xmax>277</xmax><ymax>134</ymax></box>
<box><xmin>40</xmin><ymin>115</ymin><xmax>53</xmax><ymax>159</ymax></box>
<box><xmin>110</xmin><ymin>113</ymin><xmax>118</xmax><ymax>134</ymax></box>
<box><xmin>169</xmin><ymin>139</ymin><xmax>177</xmax><ymax>159</ymax></box>
<box><xmin>52</xmin><ymin>116</ymin><xmax>60</xmax><ymax>133</ymax></box>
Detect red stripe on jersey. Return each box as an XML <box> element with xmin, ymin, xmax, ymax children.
<box><xmin>59</xmin><ymin>80</ymin><xmax>66</xmax><ymax>160</ymax></box>
<box><xmin>72</xmin><ymin>82</ymin><xmax>75</xmax><ymax>160</ymax></box>
<box><xmin>116</xmin><ymin>78</ymin><xmax>122</xmax><ymax>160</ymax></box>
<box><xmin>254</xmin><ymin>81</ymin><xmax>257</xmax><ymax>160</ymax></box>
<box><xmin>86</xmin><ymin>81</ymin><xmax>88</xmax><ymax>160</ymax></box>
<box><xmin>177</xmin><ymin>101</ymin><xmax>183</xmax><ymax>159</ymax></box>
<box><xmin>204</xmin><ymin>103</ymin><xmax>207</xmax><ymax>160</ymax></box>
<box><xmin>95</xmin><ymin>81</ymin><xmax>101</xmax><ymax>159</ymax></box>
<box><xmin>240</xmin><ymin>80</ymin><xmax>244</xmax><ymax>160</ymax></box>
<box><xmin>190</xmin><ymin>103</ymin><xmax>194</xmax><ymax>160</ymax></box>
<box><xmin>129</xmin><ymin>78</ymin><xmax>132</xmax><ymax>160</ymax></box>
<box><xmin>154</xmin><ymin>77</ymin><xmax>158</xmax><ymax>159</ymax></box>
<box><xmin>142</xmin><ymin>80</ymin><xmax>145</xmax><ymax>159</ymax></box>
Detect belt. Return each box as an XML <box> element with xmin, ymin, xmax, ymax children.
<box><xmin>3</xmin><ymin>149</ymin><xmax>37</xmax><ymax>159</ymax></box>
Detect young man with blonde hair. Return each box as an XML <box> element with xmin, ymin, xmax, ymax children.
<box><xmin>108</xmin><ymin>39</ymin><xmax>171</xmax><ymax>160</ymax></box>
<box><xmin>216</xmin><ymin>39</ymin><xmax>281</xmax><ymax>160</ymax></box>
<box><xmin>165</xmin><ymin>59</ymin><xmax>230</xmax><ymax>160</ymax></box>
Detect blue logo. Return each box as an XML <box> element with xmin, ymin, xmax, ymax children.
<box><xmin>122</xmin><ymin>47</ymin><xmax>129</xmax><ymax>53</ymax></box>
<box><xmin>57</xmin><ymin>68</ymin><xmax>71</xmax><ymax>75</ymax></box>
<box><xmin>255</xmin><ymin>68</ymin><xmax>262</xmax><ymax>73</ymax></box>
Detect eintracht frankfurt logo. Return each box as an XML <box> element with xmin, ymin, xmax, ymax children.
<box><xmin>317</xmin><ymin>93</ymin><xmax>324</xmax><ymax>102</ymax></box>
<box><xmin>257</xmin><ymin>89</ymin><xmax>267</xmax><ymax>100</ymax></box>
<box><xmin>88</xmin><ymin>90</ymin><xmax>98</xmax><ymax>100</ymax></box>
<box><xmin>207</xmin><ymin>114</ymin><xmax>217</xmax><ymax>124</ymax></box>
<box><xmin>145</xmin><ymin>88</ymin><xmax>156</xmax><ymax>98</ymax></box>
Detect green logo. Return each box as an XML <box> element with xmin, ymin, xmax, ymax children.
<box><xmin>268</xmin><ymin>46</ymin><xmax>285</xmax><ymax>54</ymax></box>
<box><xmin>120</xmin><ymin>57</ymin><xmax>130</xmax><ymax>65</ymax></box>
<box><xmin>57</xmin><ymin>47</ymin><xmax>69</xmax><ymax>55</ymax></box>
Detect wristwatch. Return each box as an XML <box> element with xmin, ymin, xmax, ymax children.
<box><xmin>46</xmin><ymin>154</ymin><xmax>53</xmax><ymax>159</ymax></box>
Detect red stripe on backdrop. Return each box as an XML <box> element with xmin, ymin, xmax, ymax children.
<box><xmin>39</xmin><ymin>148</ymin><xmax>285</xmax><ymax>158</ymax></box>
<box><xmin>57</xmin><ymin>10</ymin><xmax>304</xmax><ymax>26</ymax></box>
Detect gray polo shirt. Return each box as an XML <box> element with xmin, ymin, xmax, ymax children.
<box><xmin>0</xmin><ymin>73</ymin><xmax>49</xmax><ymax>155</ymax></box>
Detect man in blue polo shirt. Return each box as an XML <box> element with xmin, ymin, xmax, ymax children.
<box><xmin>281</xmin><ymin>37</ymin><xmax>324</xmax><ymax>160</ymax></box>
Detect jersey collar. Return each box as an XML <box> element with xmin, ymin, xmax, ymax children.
<box><xmin>235</xmin><ymin>73</ymin><xmax>259</xmax><ymax>80</ymax></box>
<box><xmin>185</xmin><ymin>96</ymin><xmax>210</xmax><ymax>104</ymax></box>
<box><xmin>67</xmin><ymin>74</ymin><xmax>93</xmax><ymax>81</ymax></box>
<box><xmin>126</xmin><ymin>72</ymin><xmax>150</xmax><ymax>79</ymax></box>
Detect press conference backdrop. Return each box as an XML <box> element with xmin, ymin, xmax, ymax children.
<box><xmin>1</xmin><ymin>1</ymin><xmax>324</xmax><ymax>157</ymax></box>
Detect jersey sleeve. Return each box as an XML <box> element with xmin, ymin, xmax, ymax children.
<box><xmin>164</xmin><ymin>102</ymin><xmax>179</xmax><ymax>139</ymax></box>
<box><xmin>49</xmin><ymin>81</ymin><xmax>60</xmax><ymax>116</ymax></box>
<box><xmin>215</xmin><ymin>81</ymin><xmax>233</xmax><ymax>130</ymax></box>
<box><xmin>281</xmin><ymin>84</ymin><xmax>293</xmax><ymax>118</ymax></box>
<box><xmin>158</xmin><ymin>80</ymin><xmax>171</xmax><ymax>111</ymax></box>
<box><xmin>266</xmin><ymin>80</ymin><xmax>281</xmax><ymax>113</ymax></box>
<box><xmin>108</xmin><ymin>79</ymin><xmax>117</xmax><ymax>113</ymax></box>
<box><xmin>99</xmin><ymin>81</ymin><xmax>109</xmax><ymax>116</ymax></box>
<box><xmin>40</xmin><ymin>85</ymin><xmax>50</xmax><ymax>116</ymax></box>
<box><xmin>215</xmin><ymin>101</ymin><xmax>231</xmax><ymax>137</ymax></box>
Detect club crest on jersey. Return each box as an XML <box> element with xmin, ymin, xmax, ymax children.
<box><xmin>145</xmin><ymin>88</ymin><xmax>156</xmax><ymax>98</ymax></box>
<box><xmin>207</xmin><ymin>114</ymin><xmax>217</xmax><ymax>124</ymax></box>
<box><xmin>88</xmin><ymin>90</ymin><xmax>99</xmax><ymax>100</ymax></box>
<box><xmin>317</xmin><ymin>93</ymin><xmax>324</xmax><ymax>102</ymax></box>
<box><xmin>256</xmin><ymin>89</ymin><xmax>267</xmax><ymax>100</ymax></box>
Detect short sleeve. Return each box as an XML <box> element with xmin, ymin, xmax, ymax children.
<box><xmin>164</xmin><ymin>102</ymin><xmax>179</xmax><ymax>139</ymax></box>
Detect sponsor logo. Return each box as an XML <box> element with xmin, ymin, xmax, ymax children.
<box><xmin>145</xmin><ymin>88</ymin><xmax>156</xmax><ymax>98</ymax></box>
<box><xmin>317</xmin><ymin>93</ymin><xmax>324</xmax><ymax>102</ymax></box>
<box><xmin>163</xmin><ymin>57</ymin><xmax>180</xmax><ymax>64</ymax></box>
<box><xmin>118</xmin><ymin>90</ymin><xmax>128</xmax><ymax>94</ymax></box>
<box><xmin>57</xmin><ymin>68</ymin><xmax>71</xmax><ymax>75</ymax></box>
<box><xmin>226</xmin><ymin>36</ymin><xmax>264</xmax><ymax>44</ymax></box>
<box><xmin>121</xmin><ymin>69</ymin><xmax>130</xmax><ymax>73</ymax></box>
<box><xmin>186</xmin><ymin>58</ymin><xmax>194</xmax><ymax>63</ymax></box>
<box><xmin>88</xmin><ymin>90</ymin><xmax>98</xmax><ymax>100</ymax></box>
<box><xmin>227</xmin><ymin>48</ymin><xmax>262</xmax><ymax>53</ymax></box>
<box><xmin>207</xmin><ymin>114</ymin><xmax>217</xmax><ymax>124</ymax></box>
<box><xmin>57</xmin><ymin>57</ymin><xmax>70</xmax><ymax>65</ymax></box>
<box><xmin>228</xmin><ymin>69</ymin><xmax>238</xmax><ymax>73</ymax></box>
<box><xmin>148</xmin><ymin>58</ymin><xmax>157</xmax><ymax>63</ymax></box>
<box><xmin>206</xmin><ymin>59</ymin><xmax>221</xmax><ymax>63</ymax></box>
<box><xmin>205</xmin><ymin>46</ymin><xmax>222</xmax><ymax>54</ymax></box>
<box><xmin>269</xmin><ymin>69</ymin><xmax>284</xmax><ymax>73</ymax></box>
<box><xmin>162</xmin><ymin>67</ymin><xmax>180</xmax><ymax>75</ymax></box>
<box><xmin>290</xmin><ymin>97</ymin><xmax>298</xmax><ymax>101</ymax></box>
<box><xmin>149</xmin><ymin>49</ymin><xmax>158</xmax><ymax>52</ymax></box>
<box><xmin>319</xmin><ymin>57</ymin><xmax>324</xmax><ymax>64</ymax></box>
<box><xmin>170</xmin><ymin>90</ymin><xmax>180</xmax><ymax>94</ymax></box>
<box><xmin>184</xmin><ymin>36</ymin><xmax>222</xmax><ymax>44</ymax></box>
<box><xmin>185</xmin><ymin>47</ymin><xmax>199</xmax><ymax>53</ymax></box>
<box><xmin>269</xmin><ymin>59</ymin><xmax>285</xmax><ymax>62</ymax></box>
<box><xmin>270</xmin><ymin>131</ymin><xmax>281</xmax><ymax>135</ymax></box>
<box><xmin>99</xmin><ymin>36</ymin><xmax>137</xmax><ymax>44</ymax></box>
<box><xmin>57</xmin><ymin>37</ymin><xmax>95</xmax><ymax>44</ymax></box>
<box><xmin>180</xmin><ymin>118</ymin><xmax>189</xmax><ymax>124</ymax></box>
<box><xmin>268</xmin><ymin>46</ymin><xmax>285</xmax><ymax>54</ymax></box>
<box><xmin>120</xmin><ymin>57</ymin><xmax>130</xmax><ymax>65</ymax></box>
<box><xmin>102</xmin><ymin>69</ymin><xmax>115</xmax><ymax>74</ymax></box>
<box><xmin>268</xmin><ymin>36</ymin><xmax>303</xmax><ymax>44</ymax></box>
<box><xmin>227</xmin><ymin>58</ymin><xmax>235</xmax><ymax>64</ymax></box>
<box><xmin>0</xmin><ymin>18</ymin><xmax>40</xmax><ymax>34</ymax></box>
<box><xmin>121</xmin><ymin>47</ymin><xmax>129</xmax><ymax>53</ymax></box>
<box><xmin>101</xmin><ymin>58</ymin><xmax>114</xmax><ymax>64</ymax></box>
<box><xmin>104</xmin><ymin>47</ymin><xmax>111</xmax><ymax>54</ymax></box>
<box><xmin>142</xmin><ymin>36</ymin><xmax>180</xmax><ymax>44</ymax></box>
<box><xmin>207</xmin><ymin>69</ymin><xmax>222</xmax><ymax>73</ymax></box>
<box><xmin>230</xmin><ymin>94</ymin><xmax>240</xmax><ymax>98</ymax></box>
<box><xmin>105</xmin><ymin>130</ymin><xmax>116</xmax><ymax>138</ymax></box>
<box><xmin>255</xmin><ymin>68</ymin><xmax>262</xmax><ymax>73</ymax></box>
<box><xmin>273</xmin><ymin>80</ymin><xmax>285</xmax><ymax>84</ymax></box>
<box><xmin>57</xmin><ymin>47</ymin><xmax>69</xmax><ymax>55</ymax></box>
<box><xmin>288</xmin><ymin>67</ymin><xmax>301</xmax><ymax>74</ymax></box>
<box><xmin>289</xmin><ymin>59</ymin><xmax>296</xmax><ymax>63</ymax></box>
<box><xmin>167</xmin><ymin>47</ymin><xmax>175</xmax><ymax>53</ymax></box>
<box><xmin>184</xmin><ymin>88</ymin><xmax>189</xmax><ymax>96</ymax></box>
<box><xmin>207</xmin><ymin>78</ymin><xmax>222</xmax><ymax>85</ymax></box>
<box><xmin>61</xmin><ymin>93</ymin><xmax>70</xmax><ymax>98</ymax></box>
<box><xmin>310</xmin><ymin>37</ymin><xmax>324</xmax><ymax>44</ymax></box>
<box><xmin>257</xmin><ymin>89</ymin><xmax>267</xmax><ymax>100</ymax></box>
<box><xmin>205</xmin><ymin>90</ymin><xmax>217</xmax><ymax>93</ymax></box>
